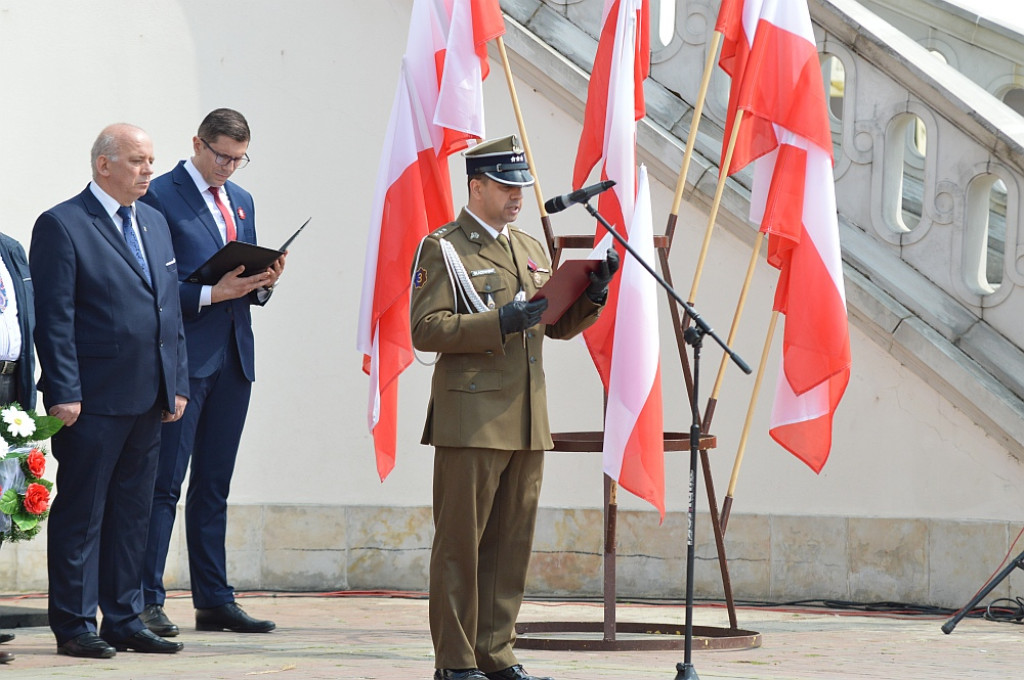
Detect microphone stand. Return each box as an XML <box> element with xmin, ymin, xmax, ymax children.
<box><xmin>580</xmin><ymin>200</ymin><xmax>751</xmax><ymax>680</ymax></box>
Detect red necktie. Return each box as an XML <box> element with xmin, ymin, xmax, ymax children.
<box><xmin>209</xmin><ymin>187</ymin><xmax>236</xmax><ymax>242</ymax></box>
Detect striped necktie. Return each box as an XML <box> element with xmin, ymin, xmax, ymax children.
<box><xmin>209</xmin><ymin>186</ymin><xmax>237</xmax><ymax>242</ymax></box>
<box><xmin>116</xmin><ymin>206</ymin><xmax>151</xmax><ymax>284</ymax></box>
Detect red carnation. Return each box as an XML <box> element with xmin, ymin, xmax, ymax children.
<box><xmin>26</xmin><ymin>449</ymin><xmax>45</xmax><ymax>478</ymax></box>
<box><xmin>23</xmin><ymin>483</ymin><xmax>49</xmax><ymax>515</ymax></box>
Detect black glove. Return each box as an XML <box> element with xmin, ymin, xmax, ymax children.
<box><xmin>498</xmin><ymin>298</ymin><xmax>549</xmax><ymax>335</ymax></box>
<box><xmin>586</xmin><ymin>248</ymin><xmax>620</xmax><ymax>302</ymax></box>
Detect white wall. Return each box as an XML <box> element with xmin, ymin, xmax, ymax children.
<box><xmin>7</xmin><ymin>1</ymin><xmax>1022</xmax><ymax>524</ymax></box>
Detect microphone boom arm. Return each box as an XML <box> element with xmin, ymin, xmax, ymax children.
<box><xmin>582</xmin><ymin>199</ymin><xmax>751</xmax><ymax>374</ymax></box>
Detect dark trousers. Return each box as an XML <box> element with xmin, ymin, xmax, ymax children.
<box><xmin>46</xmin><ymin>406</ymin><xmax>162</xmax><ymax>645</ymax></box>
<box><xmin>143</xmin><ymin>341</ymin><xmax>251</xmax><ymax>609</ymax></box>
<box><xmin>0</xmin><ymin>372</ymin><xmax>16</xmax><ymax>406</ymax></box>
<box><xmin>429</xmin><ymin>447</ymin><xmax>544</xmax><ymax>672</ymax></box>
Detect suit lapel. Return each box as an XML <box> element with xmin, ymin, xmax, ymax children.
<box><xmin>0</xmin><ymin>239</ymin><xmax>23</xmax><ymax>318</ymax></box>
<box><xmin>223</xmin><ymin>182</ymin><xmax>253</xmax><ymax>244</ymax></box>
<box><xmin>456</xmin><ymin>211</ymin><xmax>515</xmax><ymax>274</ymax></box>
<box><xmin>172</xmin><ymin>162</ymin><xmax>223</xmax><ymax>249</ymax></box>
<box><xmin>135</xmin><ymin>207</ymin><xmax>160</xmax><ymax>291</ymax></box>
<box><xmin>2</xmin><ymin>243</ymin><xmax>31</xmax><ymax>347</ymax></box>
<box><xmin>81</xmin><ymin>189</ymin><xmax>153</xmax><ymax>289</ymax></box>
<box><xmin>506</xmin><ymin>229</ymin><xmax>528</xmax><ymax>283</ymax></box>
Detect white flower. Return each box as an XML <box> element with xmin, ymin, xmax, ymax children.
<box><xmin>2</xmin><ymin>408</ymin><xmax>35</xmax><ymax>438</ymax></box>
<box><xmin>0</xmin><ymin>433</ymin><xmax>7</xmax><ymax>452</ymax></box>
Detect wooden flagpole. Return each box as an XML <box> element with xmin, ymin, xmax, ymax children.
<box><xmin>666</xmin><ymin>31</ymin><xmax>722</xmax><ymax>247</ymax></box>
<box><xmin>720</xmin><ymin>310</ymin><xmax>779</xmax><ymax>532</ymax></box>
<box><xmin>496</xmin><ymin>36</ymin><xmax>556</xmax><ymax>256</ymax></box>
<box><xmin>688</xmin><ymin>108</ymin><xmax>744</xmax><ymax>305</ymax></box>
<box><xmin>497</xmin><ymin>31</ymin><xmax>624</xmax><ymax>641</ymax></box>
<box><xmin>700</xmin><ymin>231</ymin><xmax>764</xmax><ymax>432</ymax></box>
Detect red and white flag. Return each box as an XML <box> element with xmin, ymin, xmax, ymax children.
<box><xmin>573</xmin><ymin>0</ymin><xmax>650</xmax><ymax>195</ymax></box>
<box><xmin>718</xmin><ymin>0</ymin><xmax>850</xmax><ymax>472</ymax></box>
<box><xmin>603</xmin><ymin>166</ymin><xmax>665</xmax><ymax>518</ymax></box>
<box><xmin>573</xmin><ymin>0</ymin><xmax>664</xmax><ymax>516</ymax></box>
<box><xmin>358</xmin><ymin>0</ymin><xmax>504</xmax><ymax>481</ymax></box>
<box><xmin>573</xmin><ymin>0</ymin><xmax>650</xmax><ymax>389</ymax></box>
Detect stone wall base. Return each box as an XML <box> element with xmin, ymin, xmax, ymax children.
<box><xmin>3</xmin><ymin>505</ymin><xmax>1020</xmax><ymax>610</ymax></box>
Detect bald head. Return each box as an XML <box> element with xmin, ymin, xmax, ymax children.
<box><xmin>91</xmin><ymin>124</ymin><xmax>155</xmax><ymax>206</ymax></box>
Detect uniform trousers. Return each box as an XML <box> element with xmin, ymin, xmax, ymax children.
<box><xmin>429</xmin><ymin>446</ymin><xmax>544</xmax><ymax>672</ymax></box>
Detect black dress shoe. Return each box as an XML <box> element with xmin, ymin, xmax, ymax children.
<box><xmin>104</xmin><ymin>628</ymin><xmax>183</xmax><ymax>654</ymax></box>
<box><xmin>484</xmin><ymin>665</ymin><xmax>554</xmax><ymax>680</ymax></box>
<box><xmin>0</xmin><ymin>632</ymin><xmax>13</xmax><ymax>644</ymax></box>
<box><xmin>57</xmin><ymin>632</ymin><xmax>116</xmax><ymax>658</ymax></box>
<box><xmin>195</xmin><ymin>601</ymin><xmax>275</xmax><ymax>633</ymax></box>
<box><xmin>0</xmin><ymin>651</ymin><xmax>13</xmax><ymax>664</ymax></box>
<box><xmin>141</xmin><ymin>603</ymin><xmax>179</xmax><ymax>637</ymax></box>
<box><xmin>434</xmin><ymin>670</ymin><xmax>488</xmax><ymax>680</ymax></box>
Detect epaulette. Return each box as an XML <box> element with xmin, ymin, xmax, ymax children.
<box><xmin>509</xmin><ymin>226</ymin><xmax>542</xmax><ymax>247</ymax></box>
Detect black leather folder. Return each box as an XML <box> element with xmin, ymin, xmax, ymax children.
<box><xmin>184</xmin><ymin>218</ymin><xmax>311</xmax><ymax>285</ymax></box>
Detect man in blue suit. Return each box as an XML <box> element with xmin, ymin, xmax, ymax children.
<box><xmin>0</xmin><ymin>233</ymin><xmax>35</xmax><ymax>412</ymax></box>
<box><xmin>31</xmin><ymin>123</ymin><xmax>189</xmax><ymax>657</ymax></box>
<box><xmin>0</xmin><ymin>230</ymin><xmax>37</xmax><ymax>665</ymax></box>
<box><xmin>140</xmin><ymin>108</ymin><xmax>284</xmax><ymax>636</ymax></box>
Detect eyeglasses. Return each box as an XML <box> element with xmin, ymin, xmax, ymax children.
<box><xmin>200</xmin><ymin>138</ymin><xmax>250</xmax><ymax>169</ymax></box>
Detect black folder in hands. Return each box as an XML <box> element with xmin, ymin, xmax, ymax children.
<box><xmin>184</xmin><ymin>218</ymin><xmax>311</xmax><ymax>285</ymax></box>
<box><xmin>530</xmin><ymin>259</ymin><xmax>601</xmax><ymax>324</ymax></box>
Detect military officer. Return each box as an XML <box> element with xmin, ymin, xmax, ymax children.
<box><xmin>410</xmin><ymin>135</ymin><xmax>619</xmax><ymax>680</ymax></box>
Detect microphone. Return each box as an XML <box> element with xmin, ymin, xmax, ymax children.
<box><xmin>544</xmin><ymin>180</ymin><xmax>616</xmax><ymax>214</ymax></box>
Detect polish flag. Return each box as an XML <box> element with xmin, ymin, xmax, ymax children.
<box><xmin>573</xmin><ymin>0</ymin><xmax>650</xmax><ymax>194</ymax></box>
<box><xmin>716</xmin><ymin>0</ymin><xmax>831</xmax><ymax>175</ymax></box>
<box><xmin>603</xmin><ymin>166</ymin><xmax>665</xmax><ymax>518</ymax></box>
<box><xmin>573</xmin><ymin>0</ymin><xmax>650</xmax><ymax>389</ymax></box>
<box><xmin>358</xmin><ymin>0</ymin><xmax>504</xmax><ymax>480</ymax></box>
<box><xmin>721</xmin><ymin>0</ymin><xmax>850</xmax><ymax>472</ymax></box>
<box><xmin>573</xmin><ymin>0</ymin><xmax>664</xmax><ymax>516</ymax></box>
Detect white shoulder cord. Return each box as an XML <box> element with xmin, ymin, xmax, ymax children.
<box><xmin>439</xmin><ymin>238</ymin><xmax>490</xmax><ymax>314</ymax></box>
<box><xmin>409</xmin><ymin>236</ymin><xmax>491</xmax><ymax>367</ymax></box>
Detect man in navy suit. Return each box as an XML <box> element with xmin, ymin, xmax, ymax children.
<box><xmin>31</xmin><ymin>123</ymin><xmax>189</xmax><ymax>658</ymax></box>
<box><xmin>0</xmin><ymin>231</ymin><xmax>37</xmax><ymax>665</ymax></box>
<box><xmin>0</xmin><ymin>233</ymin><xmax>35</xmax><ymax>411</ymax></box>
<box><xmin>140</xmin><ymin>108</ymin><xmax>284</xmax><ymax>636</ymax></box>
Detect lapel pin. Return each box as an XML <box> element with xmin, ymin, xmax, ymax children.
<box><xmin>469</xmin><ymin>231</ymin><xmax>479</xmax><ymax>240</ymax></box>
<box><xmin>236</xmin><ymin>207</ymin><xmax>246</xmax><ymax>220</ymax></box>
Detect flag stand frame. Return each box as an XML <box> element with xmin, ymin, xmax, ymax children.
<box><xmin>514</xmin><ymin>203</ymin><xmax>760</xmax><ymax>655</ymax></box>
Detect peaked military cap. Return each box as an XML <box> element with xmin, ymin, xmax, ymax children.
<box><xmin>464</xmin><ymin>134</ymin><xmax>535</xmax><ymax>187</ymax></box>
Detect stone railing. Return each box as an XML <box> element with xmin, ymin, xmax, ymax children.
<box><xmin>859</xmin><ymin>0</ymin><xmax>1024</xmax><ymax>112</ymax></box>
<box><xmin>499</xmin><ymin>0</ymin><xmax>1024</xmax><ymax>459</ymax></box>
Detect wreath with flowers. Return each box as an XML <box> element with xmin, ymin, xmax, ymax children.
<box><xmin>0</xmin><ymin>403</ymin><xmax>62</xmax><ymax>542</ymax></box>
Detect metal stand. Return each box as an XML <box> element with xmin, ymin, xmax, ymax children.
<box><xmin>942</xmin><ymin>548</ymin><xmax>1024</xmax><ymax>634</ymax></box>
<box><xmin>516</xmin><ymin>202</ymin><xmax>758</xmax><ymax>661</ymax></box>
<box><xmin>515</xmin><ymin>431</ymin><xmax>759</xmax><ymax>651</ymax></box>
<box><xmin>677</xmin><ymin>325</ymin><xmax>704</xmax><ymax>678</ymax></box>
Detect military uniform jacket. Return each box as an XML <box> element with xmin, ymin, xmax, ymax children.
<box><xmin>410</xmin><ymin>209</ymin><xmax>604</xmax><ymax>451</ymax></box>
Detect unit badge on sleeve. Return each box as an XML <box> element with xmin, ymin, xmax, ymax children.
<box><xmin>413</xmin><ymin>267</ymin><xmax>428</xmax><ymax>289</ymax></box>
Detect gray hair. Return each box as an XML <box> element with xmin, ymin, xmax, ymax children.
<box><xmin>90</xmin><ymin>123</ymin><xmax>145</xmax><ymax>178</ymax></box>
